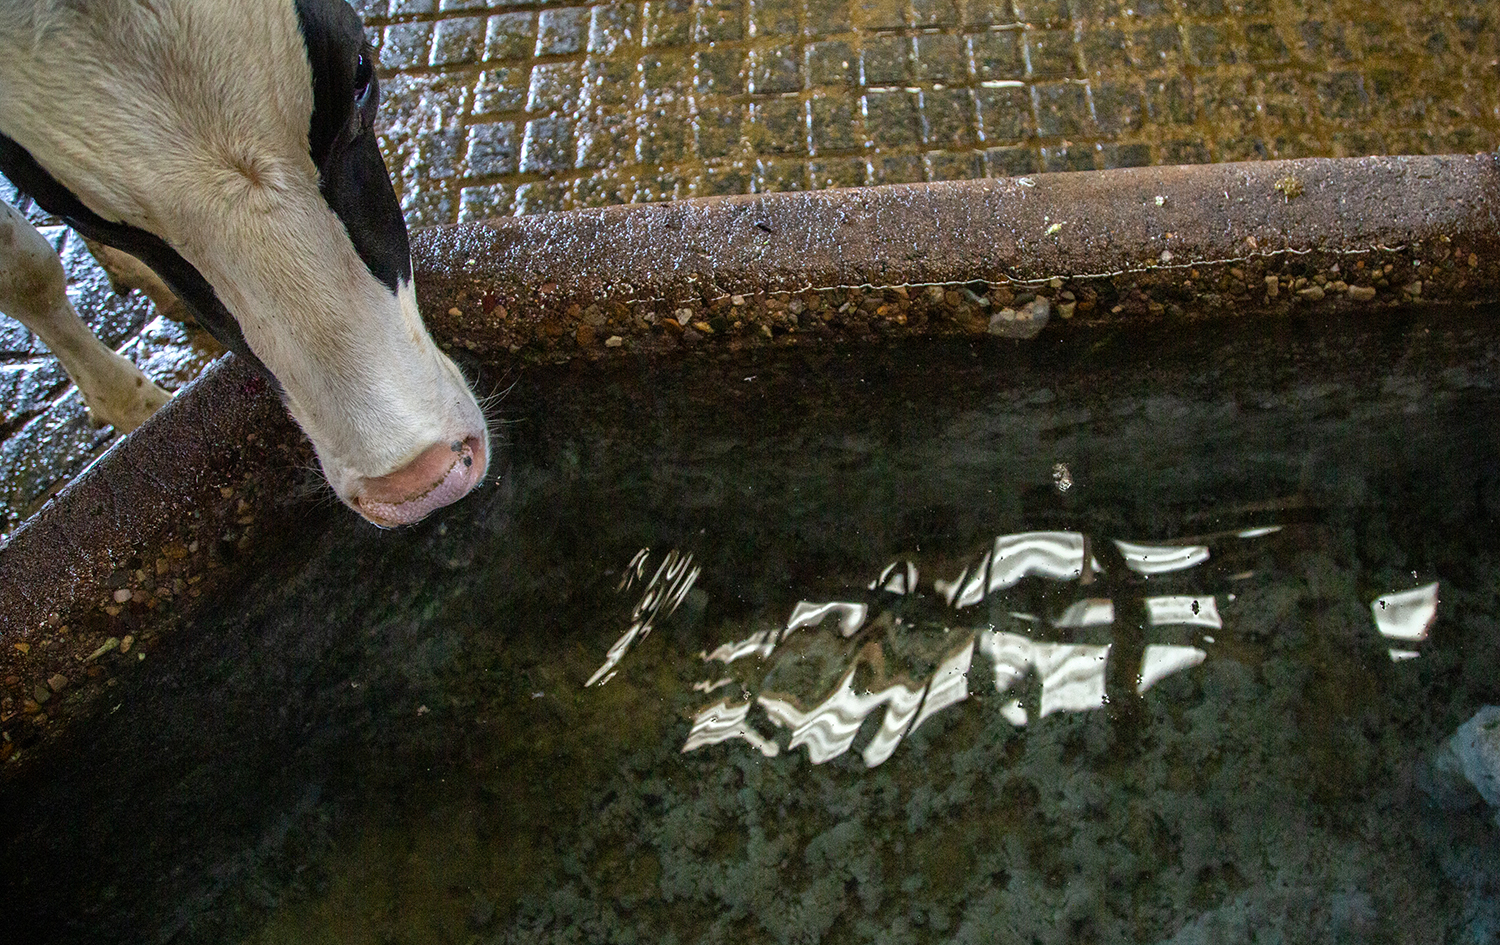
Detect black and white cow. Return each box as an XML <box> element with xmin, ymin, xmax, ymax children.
<box><xmin>0</xmin><ymin>0</ymin><xmax>489</xmax><ymax>526</ymax></box>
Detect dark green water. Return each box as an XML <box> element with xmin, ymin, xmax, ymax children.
<box><xmin>5</xmin><ymin>310</ymin><xmax>1500</xmax><ymax>944</ymax></box>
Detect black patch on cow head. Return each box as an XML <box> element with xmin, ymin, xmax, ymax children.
<box><xmin>294</xmin><ymin>0</ymin><xmax>412</xmax><ymax>292</ymax></box>
<box><xmin>0</xmin><ymin>132</ymin><xmax>263</xmax><ymax>370</ymax></box>
<box><xmin>0</xmin><ymin>0</ymin><xmax>412</xmax><ymax>378</ymax></box>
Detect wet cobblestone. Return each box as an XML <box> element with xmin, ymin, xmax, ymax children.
<box><xmin>3</xmin><ymin>0</ymin><xmax>1500</xmax><ymax>536</ymax></box>
<box><xmin>363</xmin><ymin>0</ymin><xmax>1500</xmax><ymax>226</ymax></box>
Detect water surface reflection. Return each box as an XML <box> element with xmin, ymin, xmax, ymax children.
<box><xmin>603</xmin><ymin>528</ymin><xmax>1444</xmax><ymax>769</ymax></box>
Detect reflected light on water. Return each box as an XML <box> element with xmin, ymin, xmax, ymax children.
<box><xmin>587</xmin><ymin>548</ymin><xmax>701</xmax><ymax>686</ymax></box>
<box><xmin>1371</xmin><ymin>582</ymin><xmax>1440</xmax><ymax>662</ymax></box>
<box><xmin>1138</xmin><ymin>645</ymin><xmax>1210</xmax><ymax>694</ymax></box>
<box><xmin>600</xmin><ymin>529</ymin><xmax>1445</xmax><ymax>767</ymax></box>
<box><xmin>1114</xmin><ymin>540</ymin><xmax>1211</xmax><ymax>575</ymax></box>
<box><xmin>936</xmin><ymin>531</ymin><xmax>1097</xmax><ymax>608</ymax></box>
<box><xmin>979</xmin><ymin>631</ymin><xmax>1111</xmax><ymax>724</ymax></box>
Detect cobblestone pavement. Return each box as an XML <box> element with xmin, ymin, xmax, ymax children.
<box><xmin>2</xmin><ymin>0</ymin><xmax>1498</xmax><ymax>537</ymax></box>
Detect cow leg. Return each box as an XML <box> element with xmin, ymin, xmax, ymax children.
<box><xmin>81</xmin><ymin>236</ymin><xmax>194</xmax><ymax>326</ymax></box>
<box><xmin>0</xmin><ymin>201</ymin><xmax>171</xmax><ymax>432</ymax></box>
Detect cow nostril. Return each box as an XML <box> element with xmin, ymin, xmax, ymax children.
<box><xmin>353</xmin><ymin>436</ymin><xmax>487</xmax><ymax>526</ymax></box>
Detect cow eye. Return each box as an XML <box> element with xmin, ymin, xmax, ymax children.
<box><xmin>353</xmin><ymin>50</ymin><xmax>375</xmax><ymax>112</ymax></box>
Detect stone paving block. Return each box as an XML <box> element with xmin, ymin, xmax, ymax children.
<box><xmin>638</xmin><ymin>101</ymin><xmax>694</xmax><ymax>165</ymax></box>
<box><xmin>1134</xmin><ymin>24</ymin><xmax>1184</xmax><ymax>69</ymax></box>
<box><xmin>513</xmin><ymin>179</ymin><xmax>570</xmax><ymax>214</ymax></box>
<box><xmin>0</xmin><ymin>361</ymin><xmax>67</xmax><ymax>432</ymax></box>
<box><xmin>695</xmin><ymin>0</ymin><xmax>746</xmax><ymax>43</ymax></box>
<box><xmin>860</xmin><ymin>34</ymin><xmax>911</xmax><ymax>86</ymax></box>
<box><xmin>966</xmin><ymin>0</ymin><xmax>1020</xmax><ymax>28</ymax></box>
<box><xmin>810</xmin><ymin>97</ymin><xmax>861</xmax><ymax>153</ymax></box>
<box><xmin>749</xmin><ymin>0</ymin><xmax>799</xmax><ymax>38</ymax></box>
<box><xmin>924</xmin><ymin>150</ymin><xmax>985</xmax><ymax>181</ymax></box>
<box><xmin>870</xmin><ymin>152</ymin><xmax>924</xmax><ymax>183</ymax></box>
<box><xmin>1090</xmin><ymin>79</ymin><xmax>1146</xmax><ymax>134</ymax></box>
<box><xmin>700</xmin><ymin>165</ymin><xmax>751</xmax><ymax>195</ymax></box>
<box><xmin>1256</xmin><ymin>72</ymin><xmax>1313</xmax><ymax>127</ymax></box>
<box><xmin>56</xmin><ymin>232</ymin><xmax>157</xmax><ymax>350</ymax></box>
<box><xmin>460</xmin><ymin>183</ymin><xmax>515</xmax><ymax>222</ymax></box>
<box><xmin>644</xmin><ymin>0</ymin><xmax>693</xmax><ymax>47</ymax></box>
<box><xmin>971</xmin><ymin>31</ymin><xmax>1026</xmax><ymax>81</ymax></box>
<box><xmin>1080</xmin><ymin>25</ymin><xmax>1131</xmax><ymax>72</ymax></box>
<box><xmin>572</xmin><ymin>173</ymin><xmax>630</xmax><ymax>207</ymax></box>
<box><xmin>632</xmin><ymin>168</ymin><xmax>692</xmax><ymax>202</ymax></box>
<box><xmin>809</xmin><ymin>156</ymin><xmax>869</xmax><ymax>188</ymax></box>
<box><xmin>696</xmin><ymin>47</ymin><xmax>747</xmax><ymax>95</ymax></box>
<box><xmin>976</xmin><ymin>84</ymin><xmax>1033</xmax><ymax>143</ymax></box>
<box><xmin>1098</xmin><ymin>141</ymin><xmax>1152</xmax><ymax>167</ymax></box>
<box><xmin>863</xmin><ymin>89</ymin><xmax>921</xmax><ymax>147</ymax></box>
<box><xmin>910</xmin><ymin>0</ymin><xmax>960</xmax><ymax>29</ymax></box>
<box><xmin>806</xmin><ymin>40</ymin><xmax>857</xmax><ymax>86</ymax></box>
<box><xmin>486</xmin><ymin>12</ymin><xmax>538</xmax><ymax>62</ymax></box>
<box><xmin>577</xmin><ymin>110</ymin><xmax>639</xmax><ymax>165</ymax></box>
<box><xmin>1194</xmin><ymin>74</ymin><xmax>1254</xmax><ymax>129</ymax></box>
<box><xmin>472</xmin><ymin>67</ymin><xmax>529</xmax><ymax>114</ymax></box>
<box><xmin>1185</xmin><ymin>22</ymin><xmax>1236</xmax><ymax>68</ymax></box>
<box><xmin>0</xmin><ymin>392</ymin><xmax>113</xmax><ymax>536</ymax></box>
<box><xmin>380</xmin><ymin>21</ymin><xmax>432</xmax><ymax>71</ymax></box>
<box><xmin>536</xmin><ymin>7</ymin><xmax>591</xmax><ymax>56</ymax></box>
<box><xmin>1161</xmin><ymin>139</ymin><xmax>1211</xmax><ymax>164</ymax></box>
<box><xmin>749</xmin><ymin>44</ymin><xmax>802</xmax><ymax>94</ymax></box>
<box><xmin>582</xmin><ymin>56</ymin><xmax>639</xmax><ymax>110</ymax></box>
<box><xmin>1317</xmin><ymin>71</ymin><xmax>1373</xmax><ymax>123</ymax></box>
<box><xmin>1041</xmin><ymin>143</ymin><xmax>1097</xmax><ymax>171</ymax></box>
<box><xmin>1216</xmin><ymin>136</ymin><xmax>1270</xmax><ymax>162</ymax></box>
<box><xmin>1015</xmin><ymin>0</ymin><xmax>1072</xmax><ymax>27</ymax></box>
<box><xmin>1145</xmin><ymin>75</ymin><xmax>1195</xmax><ymax>127</ymax></box>
<box><xmin>642</xmin><ymin>50</ymin><xmax>693</xmax><ymax>92</ymax></box>
<box><xmin>853</xmin><ymin>0</ymin><xmax>904</xmax><ymax>31</ymax></box>
<box><xmin>0</xmin><ymin>319</ymin><xmax>42</xmax><ymax>358</ymax></box>
<box><xmin>430</xmin><ymin>14</ymin><xmax>488</xmax><ymax>66</ymax></box>
<box><xmin>1244</xmin><ymin>22</ymin><xmax>1291</xmax><ymax>64</ymax></box>
<box><xmin>126</xmin><ymin>316</ymin><xmax>218</xmax><ymax>393</ymax></box>
<box><xmin>695</xmin><ymin>106</ymin><xmax>747</xmax><ymax>158</ymax></box>
<box><xmin>1026</xmin><ymin>28</ymin><xmax>1080</xmax><ymax>79</ymax></box>
<box><xmin>415</xmin><ymin>127</ymin><xmax>464</xmax><ymax>180</ymax></box>
<box><xmin>920</xmin><ymin>88</ymin><xmax>977</xmax><ymax>148</ymax></box>
<box><xmin>520</xmin><ymin>116</ymin><xmax>577</xmax><ymax>173</ymax></box>
<box><xmin>589</xmin><ymin>3</ymin><xmax>639</xmax><ymax>55</ymax></box>
<box><xmin>753</xmin><ymin>158</ymin><xmax>808</xmax><ymax>191</ymax></box>
<box><xmin>465</xmin><ymin>121</ymin><xmax>522</xmax><ymax>176</ymax></box>
<box><xmin>750</xmin><ymin>98</ymin><xmax>808</xmax><ymax>154</ymax></box>
<box><xmin>1034</xmin><ymin>81</ymin><xmax>1091</xmax><ymax>138</ymax></box>
<box><xmin>805</xmin><ymin>0</ymin><xmax>853</xmax><ymax>35</ymax></box>
<box><xmin>401</xmin><ymin>185</ymin><xmax>455</xmax><ymax>227</ymax></box>
<box><xmin>346</xmin><ymin>0</ymin><xmax>388</xmax><ymax>17</ymax></box>
<box><xmin>985</xmin><ymin>144</ymin><xmax>1040</xmax><ymax>175</ymax></box>
<box><xmin>527</xmin><ymin>61</ymin><xmax>583</xmax><ymax>112</ymax></box>
<box><xmin>912</xmin><ymin>33</ymin><xmax>967</xmax><ymax>83</ymax></box>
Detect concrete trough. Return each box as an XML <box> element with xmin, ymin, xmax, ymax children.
<box><xmin>2</xmin><ymin>152</ymin><xmax>1498</xmax><ymax>761</ymax></box>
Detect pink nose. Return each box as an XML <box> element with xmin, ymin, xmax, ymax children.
<box><xmin>353</xmin><ymin>436</ymin><xmax>487</xmax><ymax>526</ymax></box>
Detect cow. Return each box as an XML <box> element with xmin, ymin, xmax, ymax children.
<box><xmin>0</xmin><ymin>0</ymin><xmax>490</xmax><ymax>527</ymax></box>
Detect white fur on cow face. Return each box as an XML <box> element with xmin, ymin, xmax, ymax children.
<box><xmin>0</xmin><ymin>0</ymin><xmax>489</xmax><ymax>515</ymax></box>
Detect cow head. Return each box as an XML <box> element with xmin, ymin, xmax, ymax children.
<box><xmin>0</xmin><ymin>0</ymin><xmax>489</xmax><ymax>526</ymax></box>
